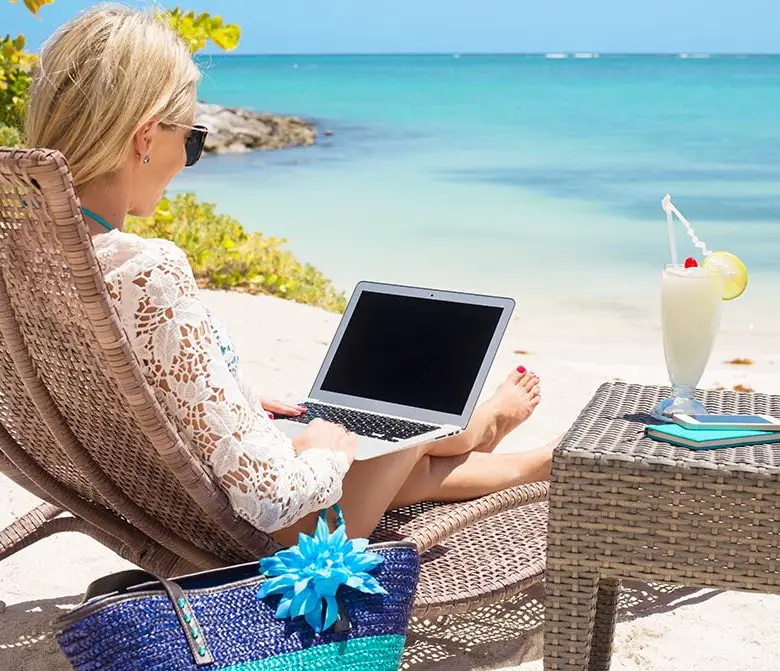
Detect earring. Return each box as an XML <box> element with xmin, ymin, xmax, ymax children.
<box><xmin>143</xmin><ymin>155</ymin><xmax>151</xmax><ymax>165</ymax></box>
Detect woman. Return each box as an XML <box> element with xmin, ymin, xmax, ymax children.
<box><xmin>26</xmin><ymin>5</ymin><xmax>555</xmax><ymax>545</ymax></box>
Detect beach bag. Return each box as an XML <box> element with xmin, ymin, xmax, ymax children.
<box><xmin>55</xmin><ymin>506</ymin><xmax>420</xmax><ymax>670</ymax></box>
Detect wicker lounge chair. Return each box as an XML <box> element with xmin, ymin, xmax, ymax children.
<box><xmin>0</xmin><ymin>147</ymin><xmax>549</xmax><ymax>619</ymax></box>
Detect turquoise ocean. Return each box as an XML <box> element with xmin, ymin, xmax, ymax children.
<box><xmin>173</xmin><ymin>54</ymin><xmax>780</xmax><ymax>332</ymax></box>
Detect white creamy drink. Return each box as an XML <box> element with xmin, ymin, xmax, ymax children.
<box><xmin>661</xmin><ymin>265</ymin><xmax>723</xmax><ymax>390</ymax></box>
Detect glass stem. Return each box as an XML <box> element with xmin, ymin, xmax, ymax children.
<box><xmin>671</xmin><ymin>383</ymin><xmax>695</xmax><ymax>400</ymax></box>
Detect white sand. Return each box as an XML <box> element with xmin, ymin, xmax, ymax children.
<box><xmin>2</xmin><ymin>289</ymin><xmax>779</xmax><ymax>670</ymax></box>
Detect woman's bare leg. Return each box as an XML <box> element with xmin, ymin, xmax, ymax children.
<box><xmin>272</xmin><ymin>436</ymin><xmax>559</xmax><ymax>546</ymax></box>
<box><xmin>426</xmin><ymin>367</ymin><xmax>541</xmax><ymax>458</ymax></box>
<box><xmin>391</xmin><ymin>438</ymin><xmax>559</xmax><ymax>508</ymax></box>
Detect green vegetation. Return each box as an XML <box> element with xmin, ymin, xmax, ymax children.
<box><xmin>127</xmin><ymin>195</ymin><xmax>346</xmax><ymax>312</ymax></box>
<box><xmin>8</xmin><ymin>0</ymin><xmax>54</xmax><ymax>14</ymax></box>
<box><xmin>0</xmin><ymin>34</ymin><xmax>33</xmax><ymax>137</ymax></box>
<box><xmin>0</xmin><ymin>121</ymin><xmax>21</xmax><ymax>147</ymax></box>
<box><xmin>2</xmin><ymin>2</ymin><xmax>343</xmax><ymax>312</ymax></box>
<box><xmin>158</xmin><ymin>9</ymin><xmax>241</xmax><ymax>53</ymax></box>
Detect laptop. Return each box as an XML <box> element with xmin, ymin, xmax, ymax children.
<box><xmin>275</xmin><ymin>281</ymin><xmax>515</xmax><ymax>460</ymax></box>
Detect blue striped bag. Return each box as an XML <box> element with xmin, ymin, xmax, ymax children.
<box><xmin>55</xmin><ymin>506</ymin><xmax>420</xmax><ymax>670</ymax></box>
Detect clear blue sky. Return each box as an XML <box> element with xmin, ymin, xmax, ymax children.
<box><xmin>3</xmin><ymin>0</ymin><xmax>779</xmax><ymax>54</ymax></box>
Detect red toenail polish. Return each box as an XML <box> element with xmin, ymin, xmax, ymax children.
<box><xmin>516</xmin><ymin>365</ymin><xmax>526</xmax><ymax>374</ymax></box>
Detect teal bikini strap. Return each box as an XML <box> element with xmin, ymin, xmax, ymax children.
<box><xmin>81</xmin><ymin>207</ymin><xmax>114</xmax><ymax>232</ymax></box>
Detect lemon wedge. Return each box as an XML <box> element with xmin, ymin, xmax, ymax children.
<box><xmin>702</xmin><ymin>251</ymin><xmax>748</xmax><ymax>300</ymax></box>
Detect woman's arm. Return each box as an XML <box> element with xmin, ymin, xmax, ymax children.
<box><xmin>102</xmin><ymin>237</ymin><xmax>351</xmax><ymax>532</ymax></box>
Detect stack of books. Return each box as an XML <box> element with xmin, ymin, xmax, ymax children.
<box><xmin>646</xmin><ymin>423</ymin><xmax>780</xmax><ymax>450</ymax></box>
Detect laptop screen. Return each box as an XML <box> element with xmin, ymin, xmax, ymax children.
<box><xmin>320</xmin><ymin>290</ymin><xmax>504</xmax><ymax>415</ymax></box>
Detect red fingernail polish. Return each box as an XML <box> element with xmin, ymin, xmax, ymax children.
<box><xmin>267</xmin><ymin>412</ymin><xmax>275</xmax><ymax>420</ymax></box>
<box><xmin>517</xmin><ymin>365</ymin><xmax>527</xmax><ymax>374</ymax></box>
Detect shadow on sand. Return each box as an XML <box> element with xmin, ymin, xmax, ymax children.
<box><xmin>402</xmin><ymin>580</ymin><xmax>719</xmax><ymax>670</ymax></box>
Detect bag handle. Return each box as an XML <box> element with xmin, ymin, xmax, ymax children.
<box><xmin>83</xmin><ymin>570</ymin><xmax>214</xmax><ymax>666</ymax></box>
<box><xmin>319</xmin><ymin>503</ymin><xmax>346</xmax><ymax>528</ymax></box>
<box><xmin>82</xmin><ymin>569</ymin><xmax>160</xmax><ymax>601</ymax></box>
<box><xmin>74</xmin><ymin>505</ymin><xmax>348</xmax><ymax>664</ymax></box>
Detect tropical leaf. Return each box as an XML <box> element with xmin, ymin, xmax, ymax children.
<box><xmin>209</xmin><ymin>23</ymin><xmax>241</xmax><ymax>51</ymax></box>
<box><xmin>8</xmin><ymin>0</ymin><xmax>55</xmax><ymax>16</ymax></box>
<box><xmin>158</xmin><ymin>8</ymin><xmax>241</xmax><ymax>54</ymax></box>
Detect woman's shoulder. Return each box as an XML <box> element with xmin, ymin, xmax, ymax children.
<box><xmin>93</xmin><ymin>229</ymin><xmax>189</xmax><ymax>274</ymax></box>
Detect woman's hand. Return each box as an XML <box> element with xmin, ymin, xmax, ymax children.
<box><xmin>292</xmin><ymin>419</ymin><xmax>357</xmax><ymax>464</ymax></box>
<box><xmin>260</xmin><ymin>398</ymin><xmax>306</xmax><ymax>419</ymax></box>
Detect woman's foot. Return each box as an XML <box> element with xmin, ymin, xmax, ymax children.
<box><xmin>472</xmin><ymin>366</ymin><xmax>541</xmax><ymax>452</ymax></box>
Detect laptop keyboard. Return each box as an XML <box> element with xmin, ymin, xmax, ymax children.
<box><xmin>284</xmin><ymin>402</ymin><xmax>439</xmax><ymax>442</ymax></box>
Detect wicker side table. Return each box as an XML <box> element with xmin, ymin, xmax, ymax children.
<box><xmin>544</xmin><ymin>382</ymin><xmax>780</xmax><ymax>671</ymax></box>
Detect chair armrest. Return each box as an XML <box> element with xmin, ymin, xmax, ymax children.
<box><xmin>405</xmin><ymin>480</ymin><xmax>549</xmax><ymax>553</ymax></box>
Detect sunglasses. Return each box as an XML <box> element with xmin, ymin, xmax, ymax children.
<box><xmin>169</xmin><ymin>123</ymin><xmax>209</xmax><ymax>167</ymax></box>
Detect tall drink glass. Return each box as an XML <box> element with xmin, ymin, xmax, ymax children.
<box><xmin>652</xmin><ymin>263</ymin><xmax>723</xmax><ymax>420</ymax></box>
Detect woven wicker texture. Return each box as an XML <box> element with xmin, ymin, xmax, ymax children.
<box><xmin>545</xmin><ymin>381</ymin><xmax>780</xmax><ymax>671</ymax></box>
<box><xmin>375</xmin><ymin>484</ymin><xmax>549</xmax><ymax>618</ymax></box>
<box><xmin>0</xmin><ymin>148</ymin><xmax>550</xmax><ymax>620</ymax></box>
<box><xmin>0</xmin><ymin>292</ymin><xmax>103</xmax><ymax>507</ymax></box>
<box><xmin>0</xmin><ymin>424</ymin><xmax>195</xmax><ymax>576</ymax></box>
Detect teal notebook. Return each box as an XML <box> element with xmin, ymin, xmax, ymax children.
<box><xmin>645</xmin><ymin>423</ymin><xmax>780</xmax><ymax>450</ymax></box>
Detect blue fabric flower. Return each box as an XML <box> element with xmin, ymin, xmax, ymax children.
<box><xmin>258</xmin><ymin>510</ymin><xmax>387</xmax><ymax>633</ymax></box>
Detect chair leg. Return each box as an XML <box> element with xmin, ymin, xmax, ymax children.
<box><xmin>544</xmin><ymin>569</ymin><xmax>600</xmax><ymax>671</ymax></box>
<box><xmin>0</xmin><ymin>504</ymin><xmax>197</xmax><ymax>577</ymax></box>
<box><xmin>588</xmin><ymin>578</ymin><xmax>621</xmax><ymax>671</ymax></box>
<box><xmin>0</xmin><ymin>502</ymin><xmax>64</xmax><ymax>560</ymax></box>
<box><xmin>0</xmin><ymin>503</ymin><xmax>63</xmax><ymax>614</ymax></box>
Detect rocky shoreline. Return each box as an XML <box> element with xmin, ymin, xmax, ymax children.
<box><xmin>195</xmin><ymin>102</ymin><xmax>318</xmax><ymax>154</ymax></box>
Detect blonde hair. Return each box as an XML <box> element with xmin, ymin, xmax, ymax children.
<box><xmin>26</xmin><ymin>4</ymin><xmax>201</xmax><ymax>190</ymax></box>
